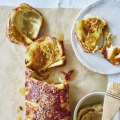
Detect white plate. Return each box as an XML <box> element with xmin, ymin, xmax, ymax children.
<box><xmin>71</xmin><ymin>0</ymin><xmax>120</xmax><ymax>74</ymax></box>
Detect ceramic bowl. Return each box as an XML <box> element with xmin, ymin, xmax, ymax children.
<box><xmin>73</xmin><ymin>92</ymin><xmax>105</xmax><ymax>120</ymax></box>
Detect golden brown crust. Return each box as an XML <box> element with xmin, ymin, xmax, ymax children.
<box><xmin>35</xmin><ymin>36</ymin><xmax>65</xmax><ymax>57</ymax></box>
<box><xmin>75</xmin><ymin>32</ymin><xmax>97</xmax><ymax>53</ymax></box>
<box><xmin>18</xmin><ymin>3</ymin><xmax>43</xmax><ymax>39</ymax></box>
<box><xmin>7</xmin><ymin>16</ymin><xmax>29</xmax><ymax>45</ymax></box>
<box><xmin>25</xmin><ymin>71</ymin><xmax>70</xmax><ymax>120</ymax></box>
<box><xmin>7</xmin><ymin>3</ymin><xmax>43</xmax><ymax>46</ymax></box>
<box><xmin>102</xmin><ymin>46</ymin><xmax>120</xmax><ymax>65</ymax></box>
<box><xmin>25</xmin><ymin>68</ymin><xmax>50</xmax><ymax>81</ymax></box>
<box><xmin>75</xmin><ymin>16</ymin><xmax>111</xmax><ymax>53</ymax></box>
<box><xmin>25</xmin><ymin>35</ymin><xmax>68</xmax><ymax>119</ymax></box>
<box><xmin>25</xmin><ymin>36</ymin><xmax>66</xmax><ymax>75</ymax></box>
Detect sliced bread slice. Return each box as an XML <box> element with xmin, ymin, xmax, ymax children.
<box><xmin>102</xmin><ymin>45</ymin><xmax>120</xmax><ymax>65</ymax></box>
<box><xmin>7</xmin><ymin>3</ymin><xmax>43</xmax><ymax>46</ymax></box>
<box><xmin>25</xmin><ymin>36</ymin><xmax>66</xmax><ymax>75</ymax></box>
<box><xmin>75</xmin><ymin>15</ymin><xmax>111</xmax><ymax>53</ymax></box>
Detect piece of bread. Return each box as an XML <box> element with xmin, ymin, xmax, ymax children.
<box><xmin>75</xmin><ymin>15</ymin><xmax>111</xmax><ymax>53</ymax></box>
<box><xmin>25</xmin><ymin>71</ymin><xmax>70</xmax><ymax>120</ymax></box>
<box><xmin>102</xmin><ymin>45</ymin><xmax>120</xmax><ymax>65</ymax></box>
<box><xmin>77</xmin><ymin>104</ymin><xmax>103</xmax><ymax>120</ymax></box>
<box><xmin>25</xmin><ymin>36</ymin><xmax>66</xmax><ymax>75</ymax></box>
<box><xmin>7</xmin><ymin>3</ymin><xmax>43</xmax><ymax>46</ymax></box>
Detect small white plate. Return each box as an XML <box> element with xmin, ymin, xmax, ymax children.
<box><xmin>71</xmin><ymin>0</ymin><xmax>120</xmax><ymax>74</ymax></box>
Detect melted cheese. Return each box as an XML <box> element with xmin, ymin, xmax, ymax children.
<box><xmin>13</xmin><ymin>8</ymin><xmax>42</xmax><ymax>39</ymax></box>
<box><xmin>7</xmin><ymin>3</ymin><xmax>43</xmax><ymax>46</ymax></box>
<box><xmin>25</xmin><ymin>36</ymin><xmax>65</xmax><ymax>74</ymax></box>
<box><xmin>106</xmin><ymin>46</ymin><xmax>120</xmax><ymax>65</ymax></box>
<box><xmin>57</xmin><ymin>33</ymin><xmax>64</xmax><ymax>41</ymax></box>
<box><xmin>75</xmin><ymin>16</ymin><xmax>108</xmax><ymax>53</ymax></box>
<box><xmin>16</xmin><ymin>117</ymin><xmax>22</xmax><ymax>120</ymax></box>
<box><xmin>16</xmin><ymin>107</ymin><xmax>20</xmax><ymax>113</ymax></box>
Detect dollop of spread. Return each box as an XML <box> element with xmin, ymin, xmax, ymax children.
<box><xmin>77</xmin><ymin>104</ymin><xmax>103</xmax><ymax>120</ymax></box>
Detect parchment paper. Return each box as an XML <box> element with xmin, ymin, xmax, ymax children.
<box><xmin>0</xmin><ymin>6</ymin><xmax>107</xmax><ymax>120</ymax></box>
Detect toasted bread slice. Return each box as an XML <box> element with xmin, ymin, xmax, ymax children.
<box><xmin>7</xmin><ymin>3</ymin><xmax>43</xmax><ymax>46</ymax></box>
<box><xmin>25</xmin><ymin>68</ymin><xmax>50</xmax><ymax>81</ymax></box>
<box><xmin>25</xmin><ymin>36</ymin><xmax>66</xmax><ymax>75</ymax></box>
<box><xmin>75</xmin><ymin>15</ymin><xmax>111</xmax><ymax>53</ymax></box>
<box><xmin>102</xmin><ymin>46</ymin><xmax>120</xmax><ymax>65</ymax></box>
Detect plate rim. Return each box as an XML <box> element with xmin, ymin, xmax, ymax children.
<box><xmin>71</xmin><ymin>0</ymin><xmax>120</xmax><ymax>75</ymax></box>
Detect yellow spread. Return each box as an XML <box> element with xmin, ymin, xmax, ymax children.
<box><xmin>77</xmin><ymin>104</ymin><xmax>103</xmax><ymax>120</ymax></box>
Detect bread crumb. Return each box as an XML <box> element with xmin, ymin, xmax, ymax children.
<box><xmin>19</xmin><ymin>106</ymin><xmax>23</xmax><ymax>110</ymax></box>
<box><xmin>16</xmin><ymin>117</ymin><xmax>22</xmax><ymax>120</ymax></box>
<box><xmin>57</xmin><ymin>33</ymin><xmax>64</xmax><ymax>41</ymax></box>
<box><xmin>16</xmin><ymin>107</ymin><xmax>20</xmax><ymax>113</ymax></box>
<box><xmin>18</xmin><ymin>87</ymin><xmax>25</xmax><ymax>96</ymax></box>
<box><xmin>16</xmin><ymin>106</ymin><xmax>23</xmax><ymax>113</ymax></box>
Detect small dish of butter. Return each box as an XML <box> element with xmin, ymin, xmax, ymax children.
<box><xmin>74</xmin><ymin>92</ymin><xmax>104</xmax><ymax>120</ymax></box>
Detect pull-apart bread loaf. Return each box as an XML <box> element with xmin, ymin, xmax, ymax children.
<box><xmin>75</xmin><ymin>15</ymin><xmax>112</xmax><ymax>53</ymax></box>
<box><xmin>25</xmin><ymin>71</ymin><xmax>70</xmax><ymax>120</ymax></box>
<box><xmin>25</xmin><ymin>36</ymin><xmax>69</xmax><ymax>120</ymax></box>
<box><xmin>7</xmin><ymin>3</ymin><xmax>43</xmax><ymax>46</ymax></box>
<box><xmin>102</xmin><ymin>46</ymin><xmax>120</xmax><ymax>65</ymax></box>
<box><xmin>7</xmin><ymin>3</ymin><xmax>70</xmax><ymax>120</ymax></box>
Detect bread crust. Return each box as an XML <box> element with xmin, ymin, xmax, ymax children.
<box><xmin>25</xmin><ymin>36</ymin><xmax>66</xmax><ymax>75</ymax></box>
<box><xmin>75</xmin><ymin>16</ymin><xmax>111</xmax><ymax>53</ymax></box>
<box><xmin>75</xmin><ymin>31</ymin><xmax>98</xmax><ymax>53</ymax></box>
<box><xmin>102</xmin><ymin>46</ymin><xmax>120</xmax><ymax>65</ymax></box>
<box><xmin>25</xmin><ymin>70</ymin><xmax>70</xmax><ymax>120</ymax></box>
<box><xmin>7</xmin><ymin>3</ymin><xmax>43</xmax><ymax>46</ymax></box>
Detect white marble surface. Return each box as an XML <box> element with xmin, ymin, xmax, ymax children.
<box><xmin>108</xmin><ymin>74</ymin><xmax>120</xmax><ymax>83</ymax></box>
<box><xmin>0</xmin><ymin>0</ymin><xmax>97</xmax><ymax>8</ymax></box>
